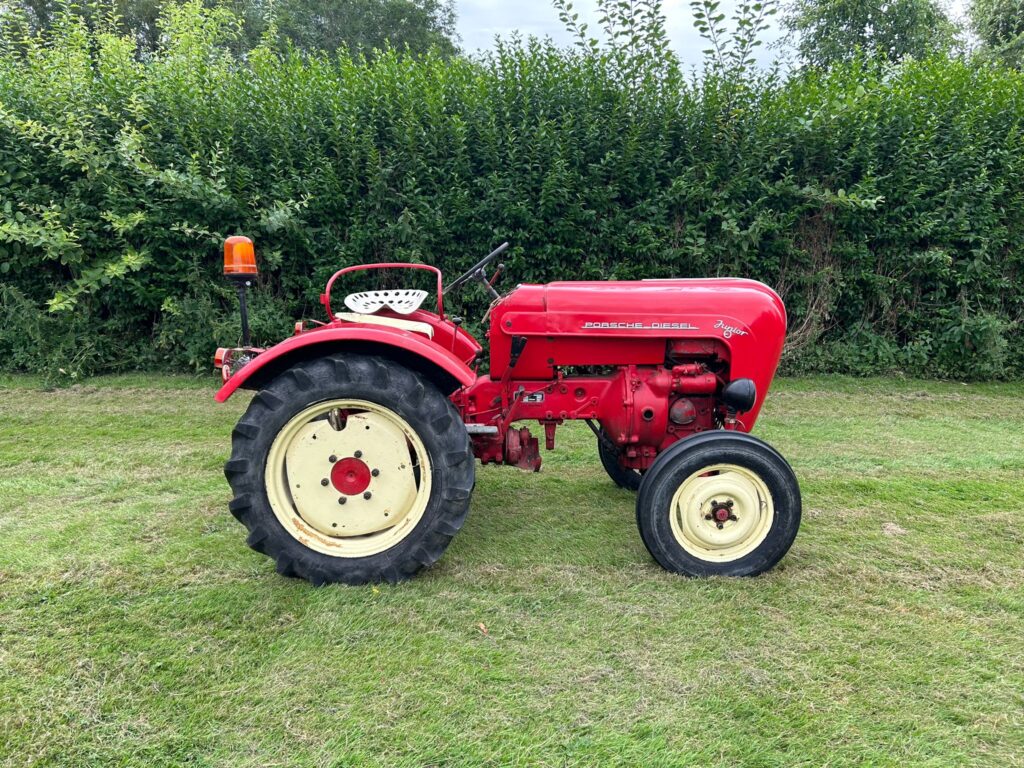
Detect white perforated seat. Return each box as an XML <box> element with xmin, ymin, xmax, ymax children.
<box><xmin>344</xmin><ymin>289</ymin><xmax>427</xmax><ymax>315</ymax></box>
<box><xmin>335</xmin><ymin>312</ymin><xmax>434</xmax><ymax>338</ymax></box>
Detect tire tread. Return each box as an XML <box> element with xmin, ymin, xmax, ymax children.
<box><xmin>224</xmin><ymin>353</ymin><xmax>475</xmax><ymax>586</ymax></box>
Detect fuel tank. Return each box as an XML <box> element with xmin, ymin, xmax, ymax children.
<box><xmin>487</xmin><ymin>278</ymin><xmax>788</xmax><ymax>423</ymax></box>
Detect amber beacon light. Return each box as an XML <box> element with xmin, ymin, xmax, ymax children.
<box><xmin>223</xmin><ymin>235</ymin><xmax>257</xmax><ymax>346</ymax></box>
<box><xmin>224</xmin><ymin>235</ymin><xmax>258</xmax><ymax>277</ymax></box>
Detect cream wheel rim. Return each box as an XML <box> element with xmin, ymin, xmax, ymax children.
<box><xmin>669</xmin><ymin>463</ymin><xmax>774</xmax><ymax>562</ymax></box>
<box><xmin>265</xmin><ymin>399</ymin><xmax>432</xmax><ymax>558</ymax></box>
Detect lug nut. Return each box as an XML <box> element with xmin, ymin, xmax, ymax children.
<box><xmin>705</xmin><ymin>513</ymin><xmax>714</xmax><ymax>520</ymax></box>
<box><xmin>338</xmin><ymin>497</ymin><xmax>347</xmax><ymax>505</ymax></box>
<box><xmin>329</xmin><ymin>455</ymin><xmax>337</xmax><ymax>463</ymax></box>
<box><xmin>363</xmin><ymin>491</ymin><xmax>372</xmax><ymax>500</ymax></box>
<box><xmin>354</xmin><ymin>450</ymin><xmax>363</xmax><ymax>458</ymax></box>
<box><xmin>716</xmin><ymin>522</ymin><xmax>724</xmax><ymax>529</ymax></box>
<box><xmin>371</xmin><ymin>468</ymin><xmax>380</xmax><ymax>477</ymax></box>
<box><xmin>321</xmin><ymin>478</ymin><xmax>329</xmax><ymax>486</ymax></box>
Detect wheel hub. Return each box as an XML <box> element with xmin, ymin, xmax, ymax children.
<box><xmin>331</xmin><ymin>457</ymin><xmax>371</xmax><ymax>496</ymax></box>
<box><xmin>669</xmin><ymin>464</ymin><xmax>774</xmax><ymax>562</ymax></box>
<box><xmin>707</xmin><ymin>499</ymin><xmax>737</xmax><ymax>528</ymax></box>
<box><xmin>274</xmin><ymin>407</ymin><xmax>425</xmax><ymax>541</ymax></box>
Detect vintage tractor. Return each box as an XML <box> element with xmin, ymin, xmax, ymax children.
<box><xmin>215</xmin><ymin>238</ymin><xmax>801</xmax><ymax>585</ymax></box>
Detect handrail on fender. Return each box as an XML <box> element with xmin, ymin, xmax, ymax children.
<box><xmin>320</xmin><ymin>263</ymin><xmax>445</xmax><ymax>321</ymax></box>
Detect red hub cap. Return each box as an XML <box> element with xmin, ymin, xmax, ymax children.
<box><xmin>715</xmin><ymin>507</ymin><xmax>731</xmax><ymax>522</ymax></box>
<box><xmin>331</xmin><ymin>457</ymin><xmax>372</xmax><ymax>496</ymax></box>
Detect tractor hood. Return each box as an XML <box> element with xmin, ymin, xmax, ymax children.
<box><xmin>487</xmin><ymin>278</ymin><xmax>788</xmax><ymax>423</ymax></box>
<box><xmin>527</xmin><ymin>278</ymin><xmax>784</xmax><ymax>329</ymax></box>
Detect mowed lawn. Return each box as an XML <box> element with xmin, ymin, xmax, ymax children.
<box><xmin>0</xmin><ymin>375</ymin><xmax>1022</xmax><ymax>767</ymax></box>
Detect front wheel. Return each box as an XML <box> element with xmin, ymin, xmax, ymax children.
<box><xmin>224</xmin><ymin>353</ymin><xmax>475</xmax><ymax>585</ymax></box>
<box><xmin>636</xmin><ymin>432</ymin><xmax>800</xmax><ymax>577</ymax></box>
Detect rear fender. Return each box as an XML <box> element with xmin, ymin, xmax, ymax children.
<box><xmin>215</xmin><ymin>325</ymin><xmax>476</xmax><ymax>402</ymax></box>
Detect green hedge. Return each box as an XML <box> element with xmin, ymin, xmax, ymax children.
<box><xmin>1</xmin><ymin>3</ymin><xmax>1023</xmax><ymax>380</ymax></box>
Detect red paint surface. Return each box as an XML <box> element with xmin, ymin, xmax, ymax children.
<box><xmin>486</xmin><ymin>279</ymin><xmax>787</xmax><ymax>425</ymax></box>
<box><xmin>331</xmin><ymin>457</ymin><xmax>371</xmax><ymax>495</ymax></box>
<box><xmin>214</xmin><ymin>324</ymin><xmax>476</xmax><ymax>402</ymax></box>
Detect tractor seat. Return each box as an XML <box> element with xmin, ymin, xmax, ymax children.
<box><xmin>335</xmin><ymin>312</ymin><xmax>434</xmax><ymax>339</ymax></box>
<box><xmin>344</xmin><ymin>289</ymin><xmax>427</xmax><ymax>315</ymax></box>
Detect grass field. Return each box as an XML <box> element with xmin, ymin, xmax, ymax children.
<box><xmin>1</xmin><ymin>374</ymin><xmax>1022</xmax><ymax>767</ymax></box>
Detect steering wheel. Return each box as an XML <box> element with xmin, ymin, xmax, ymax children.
<box><xmin>444</xmin><ymin>242</ymin><xmax>510</xmax><ymax>295</ymax></box>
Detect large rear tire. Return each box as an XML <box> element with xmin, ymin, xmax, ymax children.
<box><xmin>636</xmin><ymin>432</ymin><xmax>800</xmax><ymax>577</ymax></box>
<box><xmin>224</xmin><ymin>353</ymin><xmax>474</xmax><ymax>585</ymax></box>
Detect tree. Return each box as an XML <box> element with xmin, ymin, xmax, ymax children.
<box><xmin>0</xmin><ymin>0</ymin><xmax>458</xmax><ymax>56</ymax></box>
<box><xmin>246</xmin><ymin>0</ymin><xmax>457</xmax><ymax>56</ymax></box>
<box><xmin>970</xmin><ymin>0</ymin><xmax>1024</xmax><ymax>67</ymax></box>
<box><xmin>781</xmin><ymin>0</ymin><xmax>960</xmax><ymax>68</ymax></box>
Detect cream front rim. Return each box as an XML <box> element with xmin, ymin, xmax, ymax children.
<box><xmin>265</xmin><ymin>399</ymin><xmax>432</xmax><ymax>558</ymax></box>
<box><xmin>669</xmin><ymin>463</ymin><xmax>774</xmax><ymax>562</ymax></box>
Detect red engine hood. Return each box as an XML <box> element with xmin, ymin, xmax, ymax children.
<box><xmin>488</xmin><ymin>278</ymin><xmax>788</xmax><ymax>425</ymax></box>
<box><xmin>533</xmin><ymin>278</ymin><xmax>783</xmax><ymax>322</ymax></box>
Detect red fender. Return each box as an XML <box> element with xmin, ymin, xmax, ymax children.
<box><xmin>214</xmin><ymin>325</ymin><xmax>476</xmax><ymax>402</ymax></box>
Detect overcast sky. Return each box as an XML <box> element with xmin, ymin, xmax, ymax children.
<box><xmin>455</xmin><ymin>0</ymin><xmax>970</xmax><ymax>68</ymax></box>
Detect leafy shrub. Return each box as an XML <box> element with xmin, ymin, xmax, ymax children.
<box><xmin>0</xmin><ymin>2</ymin><xmax>1022</xmax><ymax>380</ymax></box>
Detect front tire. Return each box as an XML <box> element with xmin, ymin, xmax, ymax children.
<box><xmin>224</xmin><ymin>354</ymin><xmax>475</xmax><ymax>585</ymax></box>
<box><xmin>636</xmin><ymin>432</ymin><xmax>800</xmax><ymax>577</ymax></box>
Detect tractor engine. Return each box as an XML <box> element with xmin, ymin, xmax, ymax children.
<box><xmin>595</xmin><ymin>361</ymin><xmax>719</xmax><ymax>468</ymax></box>
<box><xmin>460</xmin><ymin>358</ymin><xmax>721</xmax><ymax>472</ymax></box>
<box><xmin>459</xmin><ymin>278</ymin><xmax>787</xmax><ymax>472</ymax></box>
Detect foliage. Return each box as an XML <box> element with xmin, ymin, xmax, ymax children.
<box><xmin>554</xmin><ymin>0</ymin><xmax>674</xmax><ymax>80</ymax></box>
<box><xmin>266</xmin><ymin>0</ymin><xmax>456</xmax><ymax>56</ymax></box>
<box><xmin>0</xmin><ymin>1</ymin><xmax>1022</xmax><ymax>381</ymax></box>
<box><xmin>970</xmin><ymin>0</ymin><xmax>1024</xmax><ymax>68</ymax></box>
<box><xmin>691</xmin><ymin>0</ymin><xmax>779</xmax><ymax>75</ymax></box>
<box><xmin>780</xmin><ymin>0</ymin><xmax>960</xmax><ymax>68</ymax></box>
<box><xmin>0</xmin><ymin>0</ymin><xmax>458</xmax><ymax>56</ymax></box>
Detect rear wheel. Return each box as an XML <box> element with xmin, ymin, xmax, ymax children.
<box><xmin>636</xmin><ymin>432</ymin><xmax>800</xmax><ymax>577</ymax></box>
<box><xmin>597</xmin><ymin>430</ymin><xmax>643</xmax><ymax>491</ymax></box>
<box><xmin>225</xmin><ymin>354</ymin><xmax>474</xmax><ymax>585</ymax></box>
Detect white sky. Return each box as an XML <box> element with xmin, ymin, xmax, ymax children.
<box><xmin>455</xmin><ymin>0</ymin><xmax>970</xmax><ymax>68</ymax></box>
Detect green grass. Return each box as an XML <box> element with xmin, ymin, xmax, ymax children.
<box><xmin>1</xmin><ymin>375</ymin><xmax>1022</xmax><ymax>767</ymax></box>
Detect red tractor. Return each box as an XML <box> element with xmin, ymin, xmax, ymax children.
<box><xmin>215</xmin><ymin>238</ymin><xmax>801</xmax><ymax>585</ymax></box>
